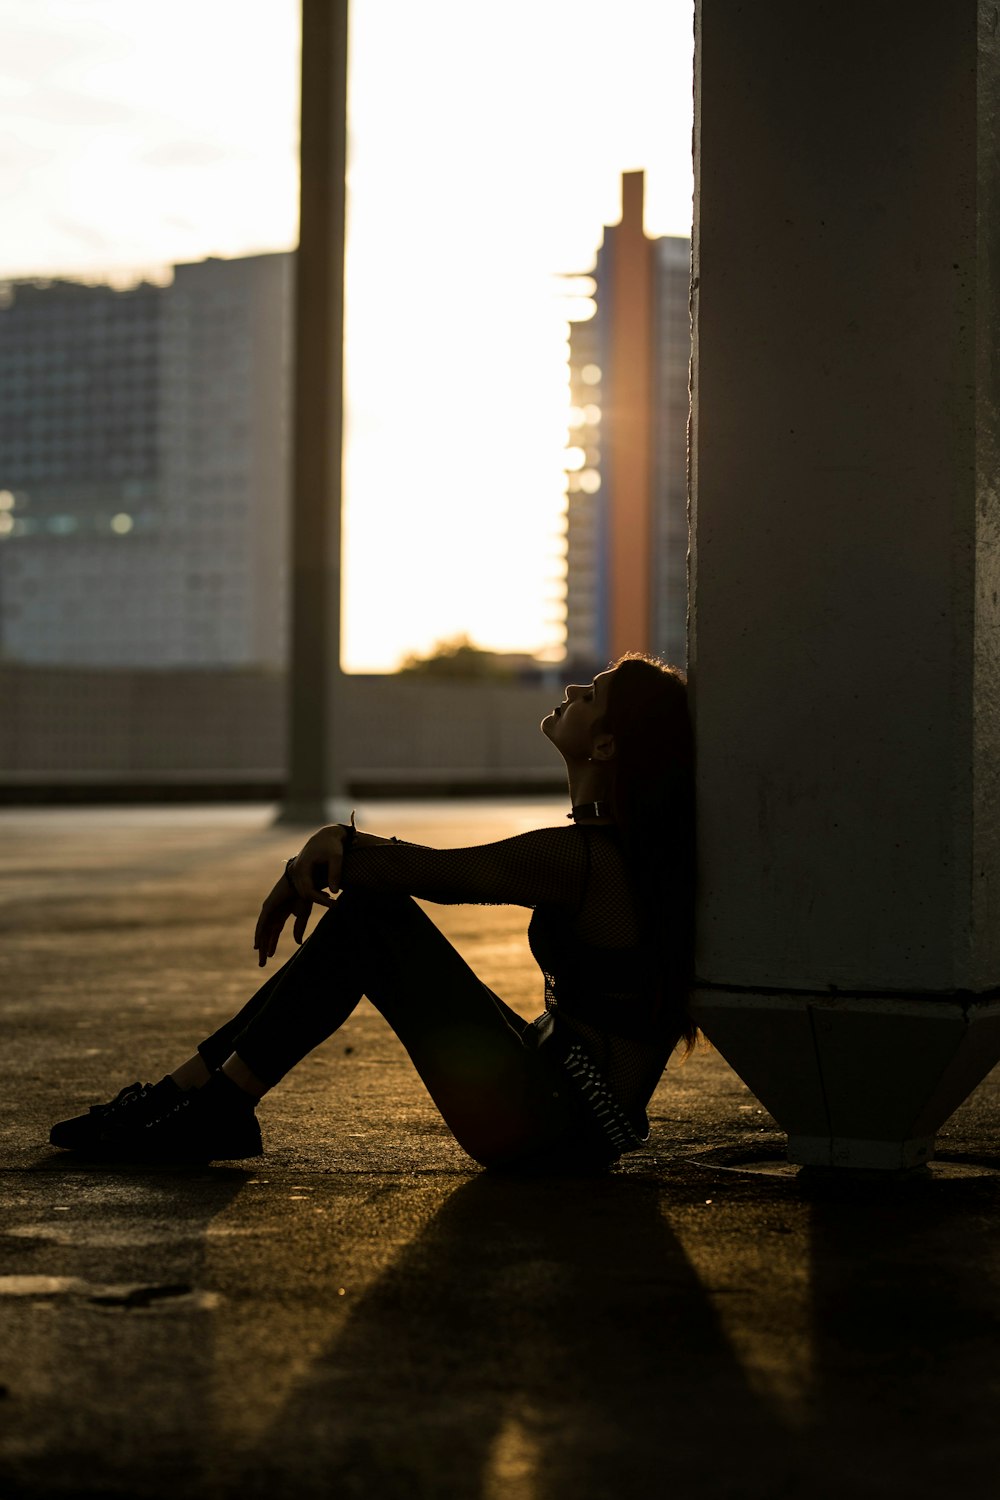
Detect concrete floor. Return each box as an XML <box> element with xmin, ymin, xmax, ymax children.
<box><xmin>2</xmin><ymin>802</ymin><xmax>1000</xmax><ymax>1499</ymax></box>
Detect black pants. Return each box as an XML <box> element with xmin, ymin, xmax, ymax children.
<box><xmin>198</xmin><ymin>888</ymin><xmax>616</xmax><ymax>1172</ymax></box>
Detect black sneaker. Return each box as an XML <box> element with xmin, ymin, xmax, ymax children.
<box><xmin>50</xmin><ymin>1078</ymin><xmax>183</xmax><ymax>1151</ymax></box>
<box><xmin>83</xmin><ymin>1071</ymin><xmax>263</xmax><ymax>1162</ymax></box>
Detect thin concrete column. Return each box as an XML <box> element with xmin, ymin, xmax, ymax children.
<box><xmin>690</xmin><ymin>1</ymin><xmax>1000</xmax><ymax>1166</ymax></box>
<box><xmin>283</xmin><ymin>0</ymin><xmax>350</xmax><ymax>824</ymax></box>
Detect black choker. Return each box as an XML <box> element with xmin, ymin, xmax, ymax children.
<box><xmin>567</xmin><ymin>800</ymin><xmax>613</xmax><ymax>822</ymax></box>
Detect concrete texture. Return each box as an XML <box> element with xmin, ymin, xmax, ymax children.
<box><xmin>689</xmin><ymin>0</ymin><xmax>1000</xmax><ymax>1173</ymax></box>
<box><xmin>691</xmin><ymin>1</ymin><xmax>1000</xmax><ymax>994</ymax></box>
<box><xmin>3</xmin><ymin>803</ymin><xmax>1000</xmax><ymax>1499</ymax></box>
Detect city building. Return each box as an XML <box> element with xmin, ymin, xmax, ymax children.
<box><xmin>563</xmin><ymin>171</ymin><xmax>691</xmax><ymax>670</ymax></box>
<box><xmin>0</xmin><ymin>252</ymin><xmax>293</xmax><ymax>668</ymax></box>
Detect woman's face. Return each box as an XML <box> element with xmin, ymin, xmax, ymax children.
<box><xmin>541</xmin><ymin>668</ymin><xmax>616</xmax><ymax>762</ymax></box>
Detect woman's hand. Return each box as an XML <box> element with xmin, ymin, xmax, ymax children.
<box><xmin>253</xmin><ymin>825</ymin><xmax>348</xmax><ymax>967</ymax></box>
<box><xmin>285</xmin><ymin>824</ymin><xmax>348</xmax><ymax>904</ymax></box>
<box><xmin>253</xmin><ymin>825</ymin><xmax>351</xmax><ymax>968</ymax></box>
<box><xmin>253</xmin><ymin>876</ymin><xmax>314</xmax><ymax>968</ymax></box>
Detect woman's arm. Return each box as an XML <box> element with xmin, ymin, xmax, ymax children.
<box><xmin>255</xmin><ymin>822</ymin><xmax>590</xmax><ymax>965</ymax></box>
<box><xmin>337</xmin><ymin>824</ymin><xmax>589</xmax><ymax>908</ymax></box>
<box><xmin>286</xmin><ymin>822</ymin><xmax>593</xmax><ymax>910</ymax></box>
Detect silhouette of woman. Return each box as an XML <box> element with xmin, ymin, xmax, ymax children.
<box><xmin>50</xmin><ymin>653</ymin><xmax>695</xmax><ymax>1171</ymax></box>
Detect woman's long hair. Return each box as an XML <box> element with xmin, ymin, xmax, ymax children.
<box><xmin>600</xmin><ymin>653</ymin><xmax>697</xmax><ymax>1050</ymax></box>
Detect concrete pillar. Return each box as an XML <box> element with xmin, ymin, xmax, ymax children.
<box><xmin>689</xmin><ymin>1</ymin><xmax>1000</xmax><ymax>1167</ymax></box>
<box><xmin>282</xmin><ymin>0</ymin><xmax>350</xmax><ymax>824</ymax></box>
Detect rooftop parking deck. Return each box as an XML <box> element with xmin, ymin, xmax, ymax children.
<box><xmin>2</xmin><ymin>802</ymin><xmax>1000</xmax><ymax>1498</ymax></box>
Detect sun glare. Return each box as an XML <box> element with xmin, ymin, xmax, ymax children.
<box><xmin>0</xmin><ymin>0</ymin><xmax>694</xmax><ymax>672</ymax></box>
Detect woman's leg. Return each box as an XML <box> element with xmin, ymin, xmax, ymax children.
<box><xmin>196</xmin><ymin>936</ymin><xmax>358</xmax><ymax>1077</ymax></box>
<box><xmin>200</xmin><ymin>888</ymin><xmax>584</xmax><ymax>1169</ymax></box>
<box><xmin>198</xmin><ymin>892</ymin><xmax>528</xmax><ymax>1080</ymax></box>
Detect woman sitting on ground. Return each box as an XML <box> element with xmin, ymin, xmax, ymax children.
<box><xmin>50</xmin><ymin>653</ymin><xmax>696</xmax><ymax>1172</ymax></box>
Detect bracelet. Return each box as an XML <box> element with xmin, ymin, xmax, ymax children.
<box><xmin>283</xmin><ymin>856</ymin><xmax>297</xmax><ymax>893</ymax></box>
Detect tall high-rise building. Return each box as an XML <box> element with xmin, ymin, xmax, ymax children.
<box><xmin>0</xmin><ymin>252</ymin><xmax>293</xmax><ymax>668</ymax></box>
<box><xmin>563</xmin><ymin>172</ymin><xmax>691</xmax><ymax>670</ymax></box>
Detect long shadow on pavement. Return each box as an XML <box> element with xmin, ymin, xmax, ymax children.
<box><xmin>229</xmin><ymin>1167</ymin><xmax>1000</xmax><ymax>1500</ymax></box>
<box><xmin>230</xmin><ymin>1173</ymin><xmax>784</xmax><ymax>1500</ymax></box>
<box><xmin>802</xmin><ymin>1168</ymin><xmax>1000</xmax><ymax>1496</ymax></box>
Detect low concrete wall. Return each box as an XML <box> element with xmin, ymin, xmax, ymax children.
<box><xmin>0</xmin><ymin>667</ymin><xmax>565</xmax><ymax>797</ymax></box>
<box><xmin>338</xmin><ymin>676</ymin><xmax>563</xmax><ymax>791</ymax></box>
<box><xmin>0</xmin><ymin>666</ymin><xmax>286</xmax><ymax>778</ymax></box>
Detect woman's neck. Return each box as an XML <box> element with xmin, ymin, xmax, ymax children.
<box><xmin>566</xmin><ymin>764</ymin><xmax>614</xmax><ymax>820</ymax></box>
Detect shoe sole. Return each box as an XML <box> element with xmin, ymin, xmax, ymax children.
<box><xmin>55</xmin><ymin>1139</ymin><xmax>265</xmax><ymax>1164</ymax></box>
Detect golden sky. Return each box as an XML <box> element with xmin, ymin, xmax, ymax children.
<box><xmin>0</xmin><ymin>0</ymin><xmax>694</xmax><ymax>670</ymax></box>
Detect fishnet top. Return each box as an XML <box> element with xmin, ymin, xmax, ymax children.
<box><xmin>341</xmin><ymin>824</ymin><xmax>678</xmax><ymax>1112</ymax></box>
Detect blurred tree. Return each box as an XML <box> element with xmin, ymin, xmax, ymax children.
<box><xmin>398</xmin><ymin>635</ymin><xmax>514</xmax><ymax>679</ymax></box>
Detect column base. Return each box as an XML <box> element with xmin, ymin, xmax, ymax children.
<box><xmin>786</xmin><ymin>1133</ymin><xmax>934</xmax><ymax>1171</ymax></box>
<box><xmin>690</xmin><ymin>990</ymin><xmax>1000</xmax><ymax>1171</ymax></box>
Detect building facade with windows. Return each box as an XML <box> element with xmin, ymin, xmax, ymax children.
<box><xmin>0</xmin><ymin>252</ymin><xmax>293</xmax><ymax>669</ymax></box>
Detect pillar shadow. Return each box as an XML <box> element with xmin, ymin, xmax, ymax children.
<box><xmin>800</xmin><ymin>1170</ymin><xmax>1000</xmax><ymax>1494</ymax></box>
<box><xmin>229</xmin><ymin>1172</ymin><xmax>792</xmax><ymax>1500</ymax></box>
